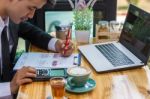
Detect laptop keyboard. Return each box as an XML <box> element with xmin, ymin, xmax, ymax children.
<box><xmin>95</xmin><ymin>43</ymin><xmax>134</xmax><ymax>67</ymax></box>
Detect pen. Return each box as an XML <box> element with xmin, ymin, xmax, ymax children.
<box><xmin>64</xmin><ymin>28</ymin><xmax>71</xmax><ymax>54</ymax></box>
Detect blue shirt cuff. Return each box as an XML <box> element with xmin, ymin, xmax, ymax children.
<box><xmin>0</xmin><ymin>82</ymin><xmax>11</xmax><ymax>97</ymax></box>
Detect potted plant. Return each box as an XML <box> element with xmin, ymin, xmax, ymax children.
<box><xmin>68</xmin><ymin>0</ymin><xmax>97</xmax><ymax>44</ymax></box>
<box><xmin>74</xmin><ymin>8</ymin><xmax>92</xmax><ymax>43</ymax></box>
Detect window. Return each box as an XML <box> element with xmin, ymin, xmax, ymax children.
<box><xmin>45</xmin><ymin>11</ymin><xmax>93</xmax><ymax>38</ymax></box>
<box><xmin>45</xmin><ymin>11</ymin><xmax>73</xmax><ymax>33</ymax></box>
<box><xmin>29</xmin><ymin>0</ymin><xmax>117</xmax><ymax>37</ymax></box>
<box><xmin>26</xmin><ymin>0</ymin><xmax>117</xmax><ymax>50</ymax></box>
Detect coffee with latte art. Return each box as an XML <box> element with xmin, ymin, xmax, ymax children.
<box><xmin>67</xmin><ymin>66</ymin><xmax>91</xmax><ymax>76</ymax></box>
<box><xmin>68</xmin><ymin>67</ymin><xmax>88</xmax><ymax>75</ymax></box>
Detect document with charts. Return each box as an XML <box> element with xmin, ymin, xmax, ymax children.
<box><xmin>13</xmin><ymin>52</ymin><xmax>81</xmax><ymax>70</ymax></box>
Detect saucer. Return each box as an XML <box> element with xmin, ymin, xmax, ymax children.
<box><xmin>65</xmin><ymin>78</ymin><xmax>96</xmax><ymax>93</ymax></box>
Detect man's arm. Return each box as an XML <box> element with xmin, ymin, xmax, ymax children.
<box><xmin>0</xmin><ymin>67</ymin><xmax>36</xmax><ymax>99</ymax></box>
<box><xmin>18</xmin><ymin>21</ymin><xmax>53</xmax><ymax>50</ymax></box>
<box><xmin>18</xmin><ymin>21</ymin><xmax>74</xmax><ymax>56</ymax></box>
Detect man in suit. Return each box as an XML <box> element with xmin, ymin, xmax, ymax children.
<box><xmin>0</xmin><ymin>0</ymin><xmax>74</xmax><ymax>98</ymax></box>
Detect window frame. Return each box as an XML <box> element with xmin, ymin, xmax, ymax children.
<box><xmin>29</xmin><ymin>0</ymin><xmax>117</xmax><ymax>36</ymax></box>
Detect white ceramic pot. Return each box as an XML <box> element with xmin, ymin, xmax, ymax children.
<box><xmin>75</xmin><ymin>30</ymin><xmax>90</xmax><ymax>44</ymax></box>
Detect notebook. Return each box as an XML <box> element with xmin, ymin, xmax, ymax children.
<box><xmin>78</xmin><ymin>4</ymin><xmax>150</xmax><ymax>72</ymax></box>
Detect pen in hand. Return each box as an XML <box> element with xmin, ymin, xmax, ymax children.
<box><xmin>63</xmin><ymin>28</ymin><xmax>71</xmax><ymax>55</ymax></box>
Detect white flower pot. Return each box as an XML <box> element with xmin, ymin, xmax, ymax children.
<box><xmin>75</xmin><ymin>30</ymin><xmax>90</xmax><ymax>44</ymax></box>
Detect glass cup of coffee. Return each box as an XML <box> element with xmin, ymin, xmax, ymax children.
<box><xmin>67</xmin><ymin>66</ymin><xmax>91</xmax><ymax>87</ymax></box>
<box><xmin>98</xmin><ymin>21</ymin><xmax>109</xmax><ymax>33</ymax></box>
<box><xmin>55</xmin><ymin>25</ymin><xmax>72</xmax><ymax>40</ymax></box>
<box><xmin>98</xmin><ymin>20</ymin><xmax>110</xmax><ymax>40</ymax></box>
<box><xmin>109</xmin><ymin>21</ymin><xmax>122</xmax><ymax>33</ymax></box>
<box><xmin>50</xmin><ymin>77</ymin><xmax>66</xmax><ymax>99</ymax></box>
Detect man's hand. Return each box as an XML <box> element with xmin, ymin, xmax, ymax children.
<box><xmin>10</xmin><ymin>67</ymin><xmax>36</xmax><ymax>94</ymax></box>
<box><xmin>55</xmin><ymin>40</ymin><xmax>74</xmax><ymax>57</ymax></box>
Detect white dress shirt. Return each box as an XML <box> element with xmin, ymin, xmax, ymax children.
<box><xmin>0</xmin><ymin>16</ymin><xmax>58</xmax><ymax>98</ymax></box>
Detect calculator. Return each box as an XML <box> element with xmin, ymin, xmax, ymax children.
<box><xmin>33</xmin><ymin>68</ymin><xmax>67</xmax><ymax>81</ymax></box>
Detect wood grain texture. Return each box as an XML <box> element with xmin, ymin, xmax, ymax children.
<box><xmin>17</xmin><ymin>39</ymin><xmax>150</xmax><ymax>99</ymax></box>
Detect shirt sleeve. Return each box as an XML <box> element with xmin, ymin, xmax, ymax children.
<box><xmin>48</xmin><ymin>38</ymin><xmax>58</xmax><ymax>51</ymax></box>
<box><xmin>0</xmin><ymin>82</ymin><xmax>11</xmax><ymax>97</ymax></box>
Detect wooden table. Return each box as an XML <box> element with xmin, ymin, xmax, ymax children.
<box><xmin>17</xmin><ymin>39</ymin><xmax>150</xmax><ymax>99</ymax></box>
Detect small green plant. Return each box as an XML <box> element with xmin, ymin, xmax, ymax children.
<box><xmin>73</xmin><ymin>8</ymin><xmax>92</xmax><ymax>30</ymax></box>
<box><xmin>68</xmin><ymin>0</ymin><xmax>96</xmax><ymax>31</ymax></box>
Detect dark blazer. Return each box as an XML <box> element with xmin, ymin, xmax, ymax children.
<box><xmin>2</xmin><ymin>20</ymin><xmax>53</xmax><ymax>82</ymax></box>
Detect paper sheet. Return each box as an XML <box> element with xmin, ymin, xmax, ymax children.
<box><xmin>13</xmin><ymin>52</ymin><xmax>80</xmax><ymax>70</ymax></box>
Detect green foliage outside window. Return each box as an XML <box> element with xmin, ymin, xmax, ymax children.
<box><xmin>127</xmin><ymin>0</ymin><xmax>139</xmax><ymax>5</ymax></box>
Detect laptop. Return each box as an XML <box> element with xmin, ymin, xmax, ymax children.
<box><xmin>78</xmin><ymin>4</ymin><xmax>150</xmax><ymax>72</ymax></box>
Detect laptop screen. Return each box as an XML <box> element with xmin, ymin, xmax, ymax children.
<box><xmin>119</xmin><ymin>4</ymin><xmax>150</xmax><ymax>64</ymax></box>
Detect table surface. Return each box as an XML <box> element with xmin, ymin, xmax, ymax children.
<box><xmin>17</xmin><ymin>39</ymin><xmax>150</xmax><ymax>99</ymax></box>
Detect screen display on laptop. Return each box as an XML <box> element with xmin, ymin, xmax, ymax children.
<box><xmin>119</xmin><ymin>4</ymin><xmax>150</xmax><ymax>63</ymax></box>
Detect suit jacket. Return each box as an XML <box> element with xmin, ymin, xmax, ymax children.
<box><xmin>1</xmin><ymin>20</ymin><xmax>53</xmax><ymax>82</ymax></box>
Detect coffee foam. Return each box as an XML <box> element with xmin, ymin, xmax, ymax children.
<box><xmin>68</xmin><ymin>67</ymin><xmax>88</xmax><ymax>75</ymax></box>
